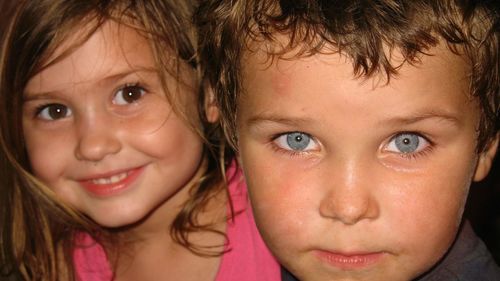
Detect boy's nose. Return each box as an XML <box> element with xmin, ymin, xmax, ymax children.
<box><xmin>319</xmin><ymin>160</ymin><xmax>380</xmax><ymax>225</ymax></box>
<box><xmin>74</xmin><ymin>115</ymin><xmax>122</xmax><ymax>162</ymax></box>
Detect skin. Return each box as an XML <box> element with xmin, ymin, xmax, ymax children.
<box><xmin>237</xmin><ymin>44</ymin><xmax>498</xmax><ymax>281</ymax></box>
<box><xmin>22</xmin><ymin>21</ymin><xmax>223</xmax><ymax>280</ymax></box>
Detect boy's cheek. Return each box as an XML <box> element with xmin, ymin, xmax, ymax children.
<box><xmin>246</xmin><ymin>163</ymin><xmax>320</xmax><ymax>250</ymax></box>
<box><xmin>249</xmin><ymin>183</ymin><xmax>314</xmax><ymax>262</ymax></box>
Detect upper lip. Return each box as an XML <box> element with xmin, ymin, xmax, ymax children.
<box><xmin>314</xmin><ymin>245</ymin><xmax>388</xmax><ymax>256</ymax></box>
<box><xmin>76</xmin><ymin>165</ymin><xmax>144</xmax><ymax>182</ymax></box>
<box><xmin>320</xmin><ymin>251</ymin><xmax>384</xmax><ymax>256</ymax></box>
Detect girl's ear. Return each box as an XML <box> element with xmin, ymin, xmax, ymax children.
<box><xmin>203</xmin><ymin>81</ymin><xmax>219</xmax><ymax>123</ymax></box>
<box><xmin>473</xmin><ymin>134</ymin><xmax>499</xmax><ymax>181</ymax></box>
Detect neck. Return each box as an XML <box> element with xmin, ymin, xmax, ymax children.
<box><xmin>104</xmin><ymin>158</ymin><xmax>228</xmax><ymax>280</ymax></box>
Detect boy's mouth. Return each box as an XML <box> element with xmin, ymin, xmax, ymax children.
<box><xmin>314</xmin><ymin>250</ymin><xmax>386</xmax><ymax>270</ymax></box>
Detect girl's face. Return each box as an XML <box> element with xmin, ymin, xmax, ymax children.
<box><xmin>22</xmin><ymin>21</ymin><xmax>206</xmax><ymax>228</ymax></box>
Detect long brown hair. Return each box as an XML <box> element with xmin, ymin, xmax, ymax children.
<box><xmin>0</xmin><ymin>0</ymin><xmax>229</xmax><ymax>280</ymax></box>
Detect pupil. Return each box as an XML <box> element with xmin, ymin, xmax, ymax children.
<box><xmin>395</xmin><ymin>134</ymin><xmax>419</xmax><ymax>153</ymax></box>
<box><xmin>49</xmin><ymin>105</ymin><xmax>66</xmax><ymax>119</ymax></box>
<box><xmin>123</xmin><ymin>86</ymin><xmax>142</xmax><ymax>103</ymax></box>
<box><xmin>286</xmin><ymin>132</ymin><xmax>310</xmax><ymax>151</ymax></box>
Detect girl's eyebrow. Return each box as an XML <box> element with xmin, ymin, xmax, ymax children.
<box><xmin>23</xmin><ymin>67</ymin><xmax>158</xmax><ymax>101</ymax></box>
<box><xmin>23</xmin><ymin>92</ymin><xmax>54</xmax><ymax>102</ymax></box>
<box><xmin>98</xmin><ymin>67</ymin><xmax>158</xmax><ymax>84</ymax></box>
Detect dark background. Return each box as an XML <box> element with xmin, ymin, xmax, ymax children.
<box><xmin>0</xmin><ymin>0</ymin><xmax>499</xmax><ymax>266</ymax></box>
<box><xmin>466</xmin><ymin>153</ymin><xmax>500</xmax><ymax>264</ymax></box>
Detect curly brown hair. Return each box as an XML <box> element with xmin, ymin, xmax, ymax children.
<box><xmin>196</xmin><ymin>0</ymin><xmax>500</xmax><ymax>152</ymax></box>
<box><xmin>0</xmin><ymin>0</ymin><xmax>229</xmax><ymax>280</ymax></box>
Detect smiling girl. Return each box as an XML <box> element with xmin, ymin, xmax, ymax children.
<box><xmin>0</xmin><ymin>0</ymin><xmax>279</xmax><ymax>280</ymax></box>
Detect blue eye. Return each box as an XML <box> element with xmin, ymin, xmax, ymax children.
<box><xmin>37</xmin><ymin>104</ymin><xmax>72</xmax><ymax>120</ymax></box>
<box><xmin>113</xmin><ymin>84</ymin><xmax>146</xmax><ymax>105</ymax></box>
<box><xmin>274</xmin><ymin>132</ymin><xmax>318</xmax><ymax>152</ymax></box>
<box><xmin>386</xmin><ymin>133</ymin><xmax>429</xmax><ymax>154</ymax></box>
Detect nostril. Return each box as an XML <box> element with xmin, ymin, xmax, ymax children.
<box><xmin>75</xmin><ymin>130</ymin><xmax>122</xmax><ymax>162</ymax></box>
<box><xmin>319</xmin><ymin>190</ymin><xmax>379</xmax><ymax>225</ymax></box>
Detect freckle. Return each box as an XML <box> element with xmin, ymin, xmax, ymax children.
<box><xmin>271</xmin><ymin>73</ymin><xmax>291</xmax><ymax>97</ymax></box>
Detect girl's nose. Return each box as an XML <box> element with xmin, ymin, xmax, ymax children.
<box><xmin>319</xmin><ymin>160</ymin><xmax>380</xmax><ymax>225</ymax></box>
<box><xmin>74</xmin><ymin>115</ymin><xmax>122</xmax><ymax>162</ymax></box>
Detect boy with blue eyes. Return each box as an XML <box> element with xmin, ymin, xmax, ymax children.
<box><xmin>197</xmin><ymin>0</ymin><xmax>500</xmax><ymax>280</ymax></box>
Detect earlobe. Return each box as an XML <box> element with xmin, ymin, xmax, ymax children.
<box><xmin>473</xmin><ymin>135</ymin><xmax>499</xmax><ymax>182</ymax></box>
<box><xmin>203</xmin><ymin>82</ymin><xmax>220</xmax><ymax>123</ymax></box>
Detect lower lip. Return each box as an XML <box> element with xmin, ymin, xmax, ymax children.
<box><xmin>79</xmin><ymin>166</ymin><xmax>145</xmax><ymax>197</ymax></box>
<box><xmin>314</xmin><ymin>250</ymin><xmax>385</xmax><ymax>270</ymax></box>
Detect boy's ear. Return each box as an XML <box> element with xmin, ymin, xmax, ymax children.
<box><xmin>203</xmin><ymin>81</ymin><xmax>219</xmax><ymax>123</ymax></box>
<box><xmin>473</xmin><ymin>134</ymin><xmax>499</xmax><ymax>182</ymax></box>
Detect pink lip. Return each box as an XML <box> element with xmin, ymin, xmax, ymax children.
<box><xmin>314</xmin><ymin>250</ymin><xmax>385</xmax><ymax>270</ymax></box>
<box><xmin>78</xmin><ymin>166</ymin><xmax>145</xmax><ymax>197</ymax></box>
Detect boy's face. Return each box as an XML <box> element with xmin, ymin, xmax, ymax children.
<box><xmin>237</xmin><ymin>44</ymin><xmax>496</xmax><ymax>281</ymax></box>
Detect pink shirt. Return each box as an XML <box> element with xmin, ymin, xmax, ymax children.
<box><xmin>73</xmin><ymin>162</ymin><xmax>280</xmax><ymax>281</ymax></box>
<box><xmin>73</xmin><ymin>233</ymin><xmax>113</xmax><ymax>281</ymax></box>
<box><xmin>214</xmin><ymin>163</ymin><xmax>280</xmax><ymax>281</ymax></box>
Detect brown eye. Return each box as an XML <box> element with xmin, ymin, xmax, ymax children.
<box><xmin>38</xmin><ymin>104</ymin><xmax>72</xmax><ymax>120</ymax></box>
<box><xmin>113</xmin><ymin>85</ymin><xmax>146</xmax><ymax>105</ymax></box>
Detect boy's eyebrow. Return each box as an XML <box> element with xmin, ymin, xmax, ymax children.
<box><xmin>246</xmin><ymin>114</ymin><xmax>314</xmax><ymax>127</ymax></box>
<box><xmin>380</xmin><ymin>110</ymin><xmax>462</xmax><ymax>127</ymax></box>
<box><xmin>245</xmin><ymin>110</ymin><xmax>462</xmax><ymax>128</ymax></box>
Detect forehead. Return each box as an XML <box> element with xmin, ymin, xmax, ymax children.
<box><xmin>240</xmin><ymin>41</ymin><xmax>472</xmax><ymax>112</ymax></box>
<box><xmin>237</xmin><ymin>42</ymin><xmax>480</xmax><ymax>137</ymax></box>
<box><xmin>25</xmin><ymin>20</ymin><xmax>156</xmax><ymax>94</ymax></box>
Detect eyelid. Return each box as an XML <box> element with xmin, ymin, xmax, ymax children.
<box><xmin>118</xmin><ymin>81</ymin><xmax>149</xmax><ymax>92</ymax></box>
<box><xmin>35</xmin><ymin>103</ymin><xmax>73</xmax><ymax>120</ymax></box>
<box><xmin>384</xmin><ymin>131</ymin><xmax>433</xmax><ymax>158</ymax></box>
<box><xmin>115</xmin><ymin>82</ymin><xmax>148</xmax><ymax>94</ymax></box>
<box><xmin>272</xmin><ymin>131</ymin><xmax>320</xmax><ymax>154</ymax></box>
<box><xmin>112</xmin><ymin>82</ymin><xmax>148</xmax><ymax>105</ymax></box>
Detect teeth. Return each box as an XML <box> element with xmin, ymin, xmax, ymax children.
<box><xmin>91</xmin><ymin>172</ymin><xmax>128</xmax><ymax>185</ymax></box>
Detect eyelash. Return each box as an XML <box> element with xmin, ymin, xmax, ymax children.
<box><xmin>270</xmin><ymin>142</ymin><xmax>306</xmax><ymax>158</ymax></box>
<box><xmin>387</xmin><ymin>131</ymin><xmax>435</xmax><ymax>161</ymax></box>
<box><xmin>113</xmin><ymin>81</ymin><xmax>149</xmax><ymax>99</ymax></box>
<box><xmin>119</xmin><ymin>82</ymin><xmax>148</xmax><ymax>92</ymax></box>
<box><xmin>31</xmin><ymin>81</ymin><xmax>150</xmax><ymax>116</ymax></box>
<box><xmin>268</xmin><ymin>131</ymin><xmax>435</xmax><ymax>161</ymax></box>
<box><xmin>34</xmin><ymin>103</ymin><xmax>66</xmax><ymax>118</ymax></box>
<box><xmin>397</xmin><ymin>145</ymin><xmax>433</xmax><ymax>161</ymax></box>
<box><xmin>34</xmin><ymin>104</ymin><xmax>49</xmax><ymax>116</ymax></box>
<box><xmin>269</xmin><ymin>132</ymin><xmax>317</xmax><ymax>158</ymax></box>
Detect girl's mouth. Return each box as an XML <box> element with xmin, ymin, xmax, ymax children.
<box><xmin>90</xmin><ymin>172</ymin><xmax>128</xmax><ymax>185</ymax></box>
<box><xmin>79</xmin><ymin>166</ymin><xmax>145</xmax><ymax>197</ymax></box>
